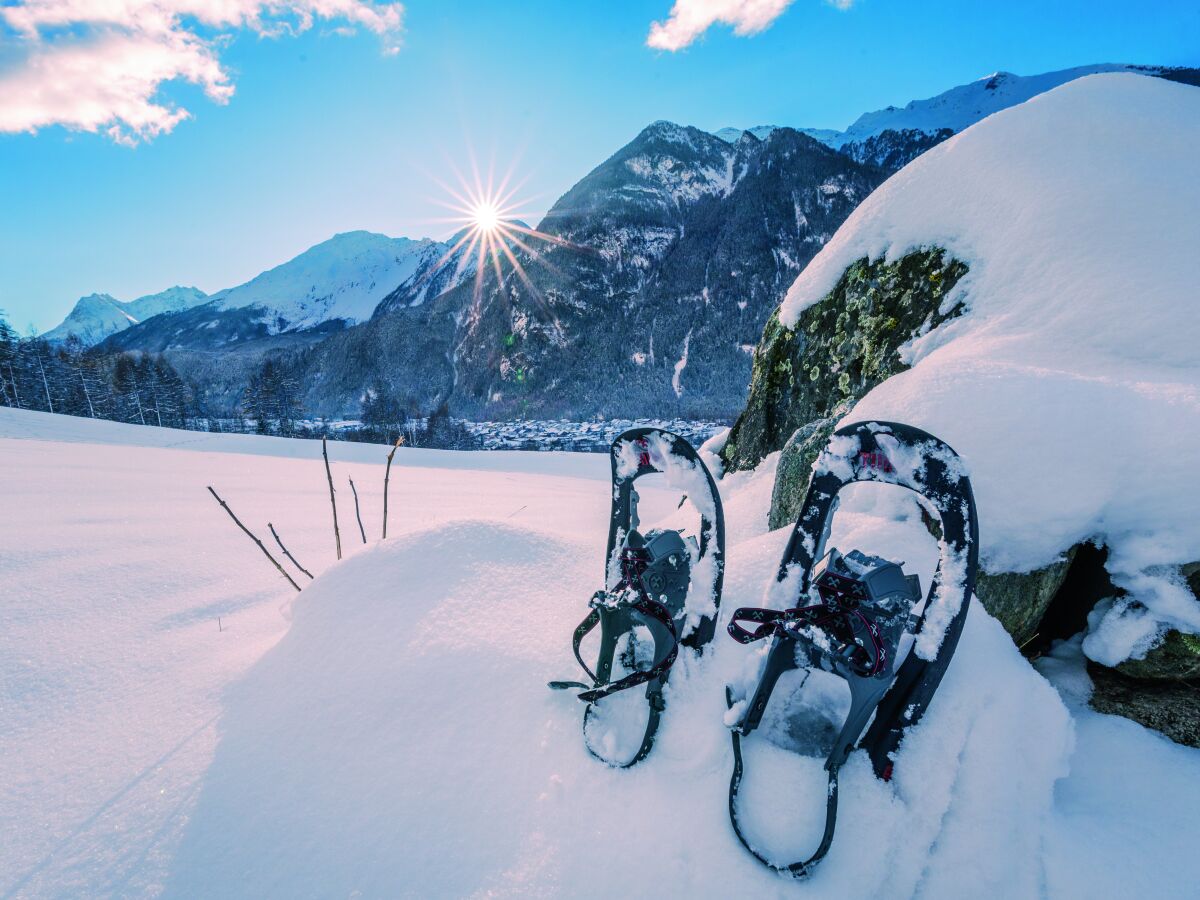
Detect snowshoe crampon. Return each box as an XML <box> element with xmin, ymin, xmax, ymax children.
<box><xmin>549</xmin><ymin>427</ymin><xmax>725</xmax><ymax>767</ymax></box>
<box><xmin>724</xmin><ymin>420</ymin><xmax>978</xmax><ymax>876</ymax></box>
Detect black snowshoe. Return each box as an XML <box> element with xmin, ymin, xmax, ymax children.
<box><xmin>550</xmin><ymin>427</ymin><xmax>725</xmax><ymax>767</ymax></box>
<box><xmin>724</xmin><ymin>421</ymin><xmax>978</xmax><ymax>876</ymax></box>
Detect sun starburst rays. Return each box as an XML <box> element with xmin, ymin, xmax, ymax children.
<box><xmin>416</xmin><ymin>155</ymin><xmax>582</xmax><ymax>339</ymax></box>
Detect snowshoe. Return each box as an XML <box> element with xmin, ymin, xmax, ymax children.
<box><xmin>549</xmin><ymin>427</ymin><xmax>725</xmax><ymax>767</ymax></box>
<box><xmin>724</xmin><ymin>420</ymin><xmax>978</xmax><ymax>876</ymax></box>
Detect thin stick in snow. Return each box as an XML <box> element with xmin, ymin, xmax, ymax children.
<box><xmin>348</xmin><ymin>476</ymin><xmax>367</xmax><ymax>544</ymax></box>
<box><xmin>383</xmin><ymin>435</ymin><xmax>404</xmax><ymax>539</ymax></box>
<box><xmin>269</xmin><ymin>522</ymin><xmax>315</xmax><ymax>579</ymax></box>
<box><xmin>322</xmin><ymin>436</ymin><xmax>342</xmax><ymax>560</ymax></box>
<box><xmin>206</xmin><ymin>486</ymin><xmax>301</xmax><ymax>592</ymax></box>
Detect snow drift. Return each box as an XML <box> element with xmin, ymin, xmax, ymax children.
<box><xmin>780</xmin><ymin>73</ymin><xmax>1200</xmax><ymax>666</ymax></box>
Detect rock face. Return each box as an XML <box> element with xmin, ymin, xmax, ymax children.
<box><xmin>1088</xmin><ymin>662</ymin><xmax>1200</xmax><ymax>747</ymax></box>
<box><xmin>840</xmin><ymin>128</ymin><xmax>955</xmax><ymax>171</ymax></box>
<box><xmin>725</xmin><ymin>242</ymin><xmax>1200</xmax><ymax>745</ymax></box>
<box><xmin>974</xmin><ymin>552</ymin><xmax>1080</xmax><ymax>649</ymax></box>
<box><xmin>720</xmin><ymin>248</ymin><xmax>969</xmax><ymax>477</ymax></box>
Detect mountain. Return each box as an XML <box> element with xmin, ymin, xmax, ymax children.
<box><xmin>42</xmin><ymin>286</ymin><xmax>208</xmax><ymax>346</ymax></box>
<box><xmin>102</xmin><ymin>231</ymin><xmax>475</xmax><ymax>353</ymax></box>
<box><xmin>94</xmin><ymin>64</ymin><xmax>1199</xmax><ymax>422</ymax></box>
<box><xmin>96</xmin><ymin>231</ymin><xmax>476</xmax><ymax>411</ymax></box>
<box><xmin>716</xmin><ymin>64</ymin><xmax>1200</xmax><ymax>170</ymax></box>
<box><xmin>714</xmin><ymin>125</ymin><xmax>840</xmax><ymax>145</ymax></box>
<box><xmin>206</xmin><ymin>231</ymin><xmax>466</xmax><ymax>333</ymax></box>
<box><xmin>282</xmin><ymin>122</ymin><xmax>885</xmax><ymax>420</ymax></box>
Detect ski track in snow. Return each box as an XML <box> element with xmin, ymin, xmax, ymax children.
<box><xmin>2</xmin><ymin>407</ymin><xmax>1197</xmax><ymax>897</ymax></box>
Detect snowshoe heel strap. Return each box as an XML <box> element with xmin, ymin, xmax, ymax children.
<box><xmin>549</xmin><ymin>591</ymin><xmax>680</xmax><ymax>703</ymax></box>
<box><xmin>726</xmin><ymin>687</ymin><xmax>839</xmax><ymax>878</ymax></box>
<box><xmin>575</xmin><ymin>598</ymin><xmax>678</xmax><ymax>703</ymax></box>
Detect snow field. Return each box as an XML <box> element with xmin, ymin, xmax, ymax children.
<box><xmin>2</xmin><ymin>405</ymin><xmax>1198</xmax><ymax>895</ymax></box>
<box><xmin>0</xmin><ymin>408</ymin><xmax>608</xmax><ymax>896</ymax></box>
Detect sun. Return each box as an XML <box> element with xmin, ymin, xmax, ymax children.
<box><xmin>471</xmin><ymin>201</ymin><xmax>500</xmax><ymax>233</ymax></box>
<box><xmin>421</xmin><ymin>154</ymin><xmax>584</xmax><ymax>325</ymax></box>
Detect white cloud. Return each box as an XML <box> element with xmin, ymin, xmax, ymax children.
<box><xmin>646</xmin><ymin>0</ymin><xmax>796</xmax><ymax>51</ymax></box>
<box><xmin>0</xmin><ymin>0</ymin><xmax>404</xmax><ymax>144</ymax></box>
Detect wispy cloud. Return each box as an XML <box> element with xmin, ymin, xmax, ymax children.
<box><xmin>646</xmin><ymin>0</ymin><xmax>796</xmax><ymax>51</ymax></box>
<box><xmin>0</xmin><ymin>0</ymin><xmax>405</xmax><ymax>145</ymax></box>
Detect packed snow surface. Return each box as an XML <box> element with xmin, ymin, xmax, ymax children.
<box><xmin>3</xmin><ymin>408</ymin><xmax>1197</xmax><ymax>897</ymax></box>
<box><xmin>780</xmin><ymin>73</ymin><xmax>1200</xmax><ymax>667</ymax></box>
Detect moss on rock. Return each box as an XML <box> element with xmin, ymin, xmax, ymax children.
<box><xmin>721</xmin><ymin>249</ymin><xmax>969</xmax><ymax>476</ymax></box>
<box><xmin>1115</xmin><ymin>564</ymin><xmax>1200</xmax><ymax>680</ymax></box>
<box><xmin>975</xmin><ymin>551</ymin><xmax>1079</xmax><ymax>648</ymax></box>
<box><xmin>1117</xmin><ymin>630</ymin><xmax>1200</xmax><ymax>681</ymax></box>
<box><xmin>768</xmin><ymin>401</ymin><xmax>853</xmax><ymax>530</ymax></box>
<box><xmin>1088</xmin><ymin>661</ymin><xmax>1200</xmax><ymax>748</ymax></box>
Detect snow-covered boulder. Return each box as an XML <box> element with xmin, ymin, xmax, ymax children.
<box><xmin>722</xmin><ymin>73</ymin><xmax>1200</xmax><ymax>723</ymax></box>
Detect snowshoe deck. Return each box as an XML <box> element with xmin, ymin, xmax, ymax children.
<box><xmin>725</xmin><ymin>420</ymin><xmax>979</xmax><ymax>876</ymax></box>
<box><xmin>550</xmin><ymin>427</ymin><xmax>725</xmax><ymax>767</ymax></box>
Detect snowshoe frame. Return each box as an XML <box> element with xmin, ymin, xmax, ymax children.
<box><xmin>550</xmin><ymin>427</ymin><xmax>725</xmax><ymax>767</ymax></box>
<box><xmin>726</xmin><ymin>420</ymin><xmax>979</xmax><ymax>876</ymax></box>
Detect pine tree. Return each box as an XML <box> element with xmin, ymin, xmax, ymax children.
<box><xmin>113</xmin><ymin>354</ymin><xmax>147</xmax><ymax>425</ymax></box>
<box><xmin>0</xmin><ymin>314</ymin><xmax>18</xmax><ymax>408</ymax></box>
<box><xmin>361</xmin><ymin>380</ymin><xmax>408</xmax><ymax>443</ymax></box>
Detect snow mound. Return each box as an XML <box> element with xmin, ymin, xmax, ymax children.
<box><xmin>165</xmin><ymin>491</ymin><xmax>1082</xmax><ymax>897</ymax></box>
<box><xmin>780</xmin><ymin>73</ymin><xmax>1200</xmax><ymax>665</ymax></box>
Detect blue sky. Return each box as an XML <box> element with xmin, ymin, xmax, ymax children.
<box><xmin>2</xmin><ymin>0</ymin><xmax>1197</xmax><ymax>332</ymax></box>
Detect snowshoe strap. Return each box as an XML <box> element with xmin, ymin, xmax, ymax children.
<box><xmin>728</xmin><ymin>604</ymin><xmax>887</xmax><ymax>678</ymax></box>
<box><xmin>726</xmin><ymin>687</ymin><xmax>839</xmax><ymax>878</ymax></box>
<box><xmin>565</xmin><ymin>593</ymin><xmax>679</xmax><ymax>704</ymax></box>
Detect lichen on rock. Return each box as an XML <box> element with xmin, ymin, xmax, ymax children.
<box><xmin>721</xmin><ymin>248</ymin><xmax>969</xmax><ymax>478</ymax></box>
<box><xmin>975</xmin><ymin>550</ymin><xmax>1079</xmax><ymax>648</ymax></box>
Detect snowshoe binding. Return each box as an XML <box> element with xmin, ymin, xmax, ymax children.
<box><xmin>724</xmin><ymin>420</ymin><xmax>978</xmax><ymax>876</ymax></box>
<box><xmin>549</xmin><ymin>427</ymin><xmax>725</xmax><ymax>767</ymax></box>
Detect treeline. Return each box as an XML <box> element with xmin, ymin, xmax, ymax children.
<box><xmin>0</xmin><ymin>318</ymin><xmax>195</xmax><ymax>427</ymax></box>
<box><xmin>0</xmin><ymin>313</ymin><xmax>480</xmax><ymax>449</ymax></box>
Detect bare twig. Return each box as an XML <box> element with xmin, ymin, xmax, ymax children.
<box><xmin>322</xmin><ymin>435</ymin><xmax>342</xmax><ymax>560</ymax></box>
<box><xmin>269</xmin><ymin>522</ymin><xmax>314</xmax><ymax>579</ymax></box>
<box><xmin>383</xmin><ymin>435</ymin><xmax>404</xmax><ymax>539</ymax></box>
<box><xmin>207</xmin><ymin>486</ymin><xmax>301</xmax><ymax>592</ymax></box>
<box><xmin>348</xmin><ymin>476</ymin><xmax>367</xmax><ymax>544</ymax></box>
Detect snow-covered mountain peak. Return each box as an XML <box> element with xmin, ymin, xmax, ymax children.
<box><xmin>835</xmin><ymin>63</ymin><xmax>1137</xmax><ymax>143</ymax></box>
<box><xmin>208</xmin><ymin>230</ymin><xmax>454</xmax><ymax>333</ymax></box>
<box><xmin>43</xmin><ymin>286</ymin><xmax>209</xmax><ymax>345</ymax></box>
<box><xmin>714</xmin><ymin>65</ymin><xmax>1191</xmax><ymax>162</ymax></box>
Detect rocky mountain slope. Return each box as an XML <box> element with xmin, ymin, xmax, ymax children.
<box><xmin>283</xmin><ymin>122</ymin><xmax>885</xmax><ymax>420</ymax></box>
<box><xmin>100</xmin><ymin>231</ymin><xmax>473</xmax><ymax>353</ymax></box>
<box><xmin>43</xmin><ymin>287</ymin><xmax>209</xmax><ymax>345</ymax></box>
<box><xmin>87</xmin><ymin>64</ymin><xmax>1199</xmax><ymax>422</ymax></box>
